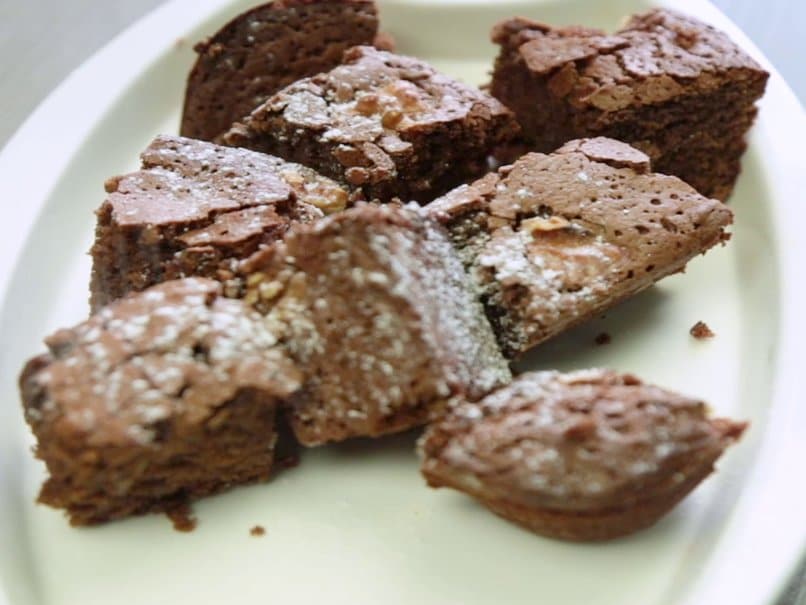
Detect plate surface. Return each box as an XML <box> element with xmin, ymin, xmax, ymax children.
<box><xmin>0</xmin><ymin>1</ymin><xmax>804</xmax><ymax>604</ymax></box>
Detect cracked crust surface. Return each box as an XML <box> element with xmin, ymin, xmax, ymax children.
<box><xmin>241</xmin><ymin>204</ymin><xmax>511</xmax><ymax>446</ymax></box>
<box><xmin>89</xmin><ymin>135</ymin><xmax>355</xmax><ymax>312</ymax></box>
<box><xmin>20</xmin><ymin>278</ymin><xmax>301</xmax><ymax>525</ymax></box>
<box><xmin>425</xmin><ymin>137</ymin><xmax>733</xmax><ymax>358</ymax></box>
<box><xmin>181</xmin><ymin>0</ymin><xmax>380</xmax><ymax>142</ymax></box>
<box><xmin>419</xmin><ymin>369</ymin><xmax>746</xmax><ymax>541</ymax></box>
<box><xmin>490</xmin><ymin>8</ymin><xmax>768</xmax><ymax>200</ymax></box>
<box><xmin>223</xmin><ymin>46</ymin><xmax>520</xmax><ymax>203</ymax></box>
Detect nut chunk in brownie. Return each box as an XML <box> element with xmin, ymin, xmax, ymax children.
<box><xmin>181</xmin><ymin>0</ymin><xmax>382</xmax><ymax>142</ymax></box>
<box><xmin>425</xmin><ymin>137</ymin><xmax>733</xmax><ymax>358</ymax></box>
<box><xmin>223</xmin><ymin>46</ymin><xmax>520</xmax><ymax>203</ymax></box>
<box><xmin>90</xmin><ymin>135</ymin><xmax>353</xmax><ymax>312</ymax></box>
<box><xmin>243</xmin><ymin>204</ymin><xmax>511</xmax><ymax>446</ymax></box>
<box><xmin>490</xmin><ymin>9</ymin><xmax>768</xmax><ymax>200</ymax></box>
<box><xmin>420</xmin><ymin>369</ymin><xmax>746</xmax><ymax>541</ymax></box>
<box><xmin>19</xmin><ymin>278</ymin><xmax>301</xmax><ymax>526</ymax></box>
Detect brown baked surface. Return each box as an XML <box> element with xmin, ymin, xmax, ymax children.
<box><xmin>181</xmin><ymin>0</ymin><xmax>380</xmax><ymax>142</ymax></box>
<box><xmin>241</xmin><ymin>203</ymin><xmax>511</xmax><ymax>446</ymax></box>
<box><xmin>89</xmin><ymin>135</ymin><xmax>355</xmax><ymax>312</ymax></box>
<box><xmin>222</xmin><ymin>46</ymin><xmax>520</xmax><ymax>203</ymax></box>
<box><xmin>419</xmin><ymin>369</ymin><xmax>746</xmax><ymax>541</ymax></box>
<box><xmin>425</xmin><ymin>137</ymin><xmax>733</xmax><ymax>358</ymax></box>
<box><xmin>20</xmin><ymin>278</ymin><xmax>301</xmax><ymax>526</ymax></box>
<box><xmin>490</xmin><ymin>8</ymin><xmax>768</xmax><ymax>200</ymax></box>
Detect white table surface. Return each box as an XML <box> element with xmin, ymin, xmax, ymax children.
<box><xmin>0</xmin><ymin>0</ymin><xmax>803</xmax><ymax>603</ymax></box>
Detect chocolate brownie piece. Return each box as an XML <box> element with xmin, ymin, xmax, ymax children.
<box><xmin>20</xmin><ymin>278</ymin><xmax>301</xmax><ymax>526</ymax></box>
<box><xmin>425</xmin><ymin>138</ymin><xmax>733</xmax><ymax>358</ymax></box>
<box><xmin>420</xmin><ymin>369</ymin><xmax>746</xmax><ymax>541</ymax></box>
<box><xmin>181</xmin><ymin>0</ymin><xmax>380</xmax><ymax>142</ymax></box>
<box><xmin>490</xmin><ymin>9</ymin><xmax>768</xmax><ymax>200</ymax></box>
<box><xmin>89</xmin><ymin>135</ymin><xmax>352</xmax><ymax>312</ymax></box>
<box><xmin>222</xmin><ymin>46</ymin><xmax>520</xmax><ymax>203</ymax></box>
<box><xmin>241</xmin><ymin>203</ymin><xmax>511</xmax><ymax>446</ymax></box>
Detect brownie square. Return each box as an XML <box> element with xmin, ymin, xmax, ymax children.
<box><xmin>90</xmin><ymin>135</ymin><xmax>352</xmax><ymax>312</ymax></box>
<box><xmin>490</xmin><ymin>9</ymin><xmax>768</xmax><ymax>200</ymax></box>
<box><xmin>425</xmin><ymin>137</ymin><xmax>733</xmax><ymax>358</ymax></box>
<box><xmin>181</xmin><ymin>0</ymin><xmax>380</xmax><ymax>142</ymax></box>
<box><xmin>20</xmin><ymin>278</ymin><xmax>301</xmax><ymax>526</ymax></box>
<box><xmin>222</xmin><ymin>46</ymin><xmax>520</xmax><ymax>203</ymax></box>
<box><xmin>419</xmin><ymin>369</ymin><xmax>746</xmax><ymax>541</ymax></box>
<box><xmin>241</xmin><ymin>203</ymin><xmax>511</xmax><ymax>446</ymax></box>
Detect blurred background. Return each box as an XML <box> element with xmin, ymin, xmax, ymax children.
<box><xmin>0</xmin><ymin>0</ymin><xmax>803</xmax><ymax>603</ymax></box>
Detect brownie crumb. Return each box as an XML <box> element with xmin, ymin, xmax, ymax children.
<box><xmin>166</xmin><ymin>503</ymin><xmax>198</xmax><ymax>533</ymax></box>
<box><xmin>690</xmin><ymin>321</ymin><xmax>715</xmax><ymax>339</ymax></box>
<box><xmin>594</xmin><ymin>332</ymin><xmax>611</xmax><ymax>346</ymax></box>
<box><xmin>277</xmin><ymin>454</ymin><xmax>301</xmax><ymax>470</ymax></box>
<box><xmin>250</xmin><ymin>525</ymin><xmax>266</xmax><ymax>537</ymax></box>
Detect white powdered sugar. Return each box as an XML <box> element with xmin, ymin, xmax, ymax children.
<box><xmin>29</xmin><ymin>279</ymin><xmax>299</xmax><ymax>447</ymax></box>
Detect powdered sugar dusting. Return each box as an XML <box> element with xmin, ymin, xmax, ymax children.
<box><xmin>427</xmin><ymin>140</ymin><xmax>731</xmax><ymax>357</ymax></box>
<box><xmin>255</xmin><ymin>205</ymin><xmax>510</xmax><ymax>445</ymax></box>
<box><xmin>422</xmin><ymin>369</ymin><xmax>726</xmax><ymax>510</ymax></box>
<box><xmin>28</xmin><ymin>278</ymin><xmax>300</xmax><ymax>447</ymax></box>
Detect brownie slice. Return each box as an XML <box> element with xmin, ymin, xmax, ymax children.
<box><xmin>89</xmin><ymin>135</ymin><xmax>352</xmax><ymax>312</ymax></box>
<box><xmin>490</xmin><ymin>9</ymin><xmax>768</xmax><ymax>200</ymax></box>
<box><xmin>222</xmin><ymin>46</ymin><xmax>520</xmax><ymax>203</ymax></box>
<box><xmin>241</xmin><ymin>203</ymin><xmax>511</xmax><ymax>446</ymax></box>
<box><xmin>425</xmin><ymin>137</ymin><xmax>733</xmax><ymax>358</ymax></box>
<box><xmin>420</xmin><ymin>369</ymin><xmax>746</xmax><ymax>541</ymax></box>
<box><xmin>181</xmin><ymin>0</ymin><xmax>380</xmax><ymax>142</ymax></box>
<box><xmin>20</xmin><ymin>278</ymin><xmax>301</xmax><ymax>526</ymax></box>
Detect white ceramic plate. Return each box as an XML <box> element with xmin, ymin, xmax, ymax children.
<box><xmin>1</xmin><ymin>1</ymin><xmax>804</xmax><ymax>603</ymax></box>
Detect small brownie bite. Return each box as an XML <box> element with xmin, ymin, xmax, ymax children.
<box><xmin>242</xmin><ymin>203</ymin><xmax>511</xmax><ymax>446</ymax></box>
<box><xmin>181</xmin><ymin>0</ymin><xmax>381</xmax><ymax>142</ymax></box>
<box><xmin>490</xmin><ymin>9</ymin><xmax>768</xmax><ymax>200</ymax></box>
<box><xmin>222</xmin><ymin>46</ymin><xmax>520</xmax><ymax>203</ymax></box>
<box><xmin>425</xmin><ymin>137</ymin><xmax>733</xmax><ymax>358</ymax></box>
<box><xmin>20</xmin><ymin>278</ymin><xmax>301</xmax><ymax>526</ymax></box>
<box><xmin>90</xmin><ymin>135</ymin><xmax>352</xmax><ymax>312</ymax></box>
<box><xmin>420</xmin><ymin>369</ymin><xmax>746</xmax><ymax>541</ymax></box>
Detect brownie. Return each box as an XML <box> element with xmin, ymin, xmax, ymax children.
<box><xmin>181</xmin><ymin>0</ymin><xmax>380</xmax><ymax>142</ymax></box>
<box><xmin>490</xmin><ymin>9</ymin><xmax>769</xmax><ymax>200</ymax></box>
<box><xmin>425</xmin><ymin>137</ymin><xmax>733</xmax><ymax>358</ymax></box>
<box><xmin>420</xmin><ymin>369</ymin><xmax>747</xmax><ymax>541</ymax></box>
<box><xmin>222</xmin><ymin>46</ymin><xmax>520</xmax><ymax>203</ymax></box>
<box><xmin>241</xmin><ymin>203</ymin><xmax>511</xmax><ymax>446</ymax></box>
<box><xmin>89</xmin><ymin>135</ymin><xmax>353</xmax><ymax>312</ymax></box>
<box><xmin>20</xmin><ymin>278</ymin><xmax>301</xmax><ymax>526</ymax></box>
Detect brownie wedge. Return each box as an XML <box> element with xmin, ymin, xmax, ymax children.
<box><xmin>490</xmin><ymin>9</ymin><xmax>768</xmax><ymax>200</ymax></box>
<box><xmin>425</xmin><ymin>137</ymin><xmax>733</xmax><ymax>358</ymax></box>
<box><xmin>20</xmin><ymin>279</ymin><xmax>301</xmax><ymax>526</ymax></box>
<box><xmin>181</xmin><ymin>0</ymin><xmax>380</xmax><ymax>142</ymax></box>
<box><xmin>223</xmin><ymin>46</ymin><xmax>519</xmax><ymax>203</ymax></box>
<box><xmin>420</xmin><ymin>369</ymin><xmax>746</xmax><ymax>541</ymax></box>
<box><xmin>90</xmin><ymin>135</ymin><xmax>352</xmax><ymax>312</ymax></box>
<box><xmin>241</xmin><ymin>203</ymin><xmax>511</xmax><ymax>446</ymax></box>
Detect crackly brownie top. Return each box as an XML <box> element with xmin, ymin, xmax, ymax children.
<box><xmin>103</xmin><ymin>136</ymin><xmax>351</xmax><ymax>238</ymax></box>
<box><xmin>426</xmin><ymin>137</ymin><xmax>732</xmax><ymax>355</ymax></box>
<box><xmin>493</xmin><ymin>8</ymin><xmax>767</xmax><ymax>111</ymax></box>
<box><xmin>420</xmin><ymin>369</ymin><xmax>746</xmax><ymax>511</ymax></box>
<box><xmin>21</xmin><ymin>279</ymin><xmax>301</xmax><ymax>447</ymax></box>
<box><xmin>429</xmin><ymin>136</ymin><xmax>732</xmax><ymax>248</ymax></box>
<box><xmin>229</xmin><ymin>46</ymin><xmax>515</xmax><ymax>171</ymax></box>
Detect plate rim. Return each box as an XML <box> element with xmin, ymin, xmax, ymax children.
<box><xmin>0</xmin><ymin>1</ymin><xmax>803</xmax><ymax>604</ymax></box>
